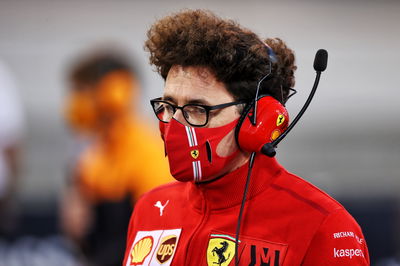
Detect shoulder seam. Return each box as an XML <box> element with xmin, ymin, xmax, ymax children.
<box><xmin>279</xmin><ymin>170</ymin><xmax>345</xmax><ymax>209</ymax></box>
<box><xmin>144</xmin><ymin>181</ymin><xmax>182</xmax><ymax>195</ymax></box>
<box><xmin>270</xmin><ymin>183</ymin><xmax>331</xmax><ymax>215</ymax></box>
<box><xmin>136</xmin><ymin>181</ymin><xmax>182</xmax><ymax>202</ymax></box>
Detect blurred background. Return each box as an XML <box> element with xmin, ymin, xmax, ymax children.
<box><xmin>0</xmin><ymin>0</ymin><xmax>399</xmax><ymax>265</ymax></box>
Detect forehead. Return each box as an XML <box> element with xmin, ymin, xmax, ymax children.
<box><xmin>164</xmin><ymin>65</ymin><xmax>233</xmax><ymax>104</ymax></box>
<box><xmin>167</xmin><ymin>65</ymin><xmax>216</xmax><ymax>85</ymax></box>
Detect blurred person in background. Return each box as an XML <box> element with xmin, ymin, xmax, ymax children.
<box><xmin>0</xmin><ymin>60</ymin><xmax>24</xmax><ymax>240</ymax></box>
<box><xmin>0</xmin><ymin>59</ymin><xmax>81</xmax><ymax>266</ymax></box>
<box><xmin>62</xmin><ymin>50</ymin><xmax>172</xmax><ymax>266</ymax></box>
<box><xmin>0</xmin><ymin>61</ymin><xmax>82</xmax><ymax>266</ymax></box>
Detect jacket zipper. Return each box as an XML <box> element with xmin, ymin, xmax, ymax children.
<box><xmin>183</xmin><ymin>188</ymin><xmax>209</xmax><ymax>265</ymax></box>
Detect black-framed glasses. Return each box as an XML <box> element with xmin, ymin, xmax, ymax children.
<box><xmin>150</xmin><ymin>97</ymin><xmax>246</xmax><ymax>127</ymax></box>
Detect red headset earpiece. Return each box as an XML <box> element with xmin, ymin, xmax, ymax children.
<box><xmin>235</xmin><ymin>95</ymin><xmax>289</xmax><ymax>155</ymax></box>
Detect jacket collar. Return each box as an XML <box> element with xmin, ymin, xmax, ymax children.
<box><xmin>186</xmin><ymin>154</ymin><xmax>283</xmax><ymax>211</ymax></box>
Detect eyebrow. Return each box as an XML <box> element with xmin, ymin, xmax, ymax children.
<box><xmin>162</xmin><ymin>95</ymin><xmax>211</xmax><ymax>106</ymax></box>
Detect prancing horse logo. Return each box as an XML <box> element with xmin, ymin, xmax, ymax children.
<box><xmin>190</xmin><ymin>149</ymin><xmax>199</xmax><ymax>159</ymax></box>
<box><xmin>207</xmin><ymin>235</ymin><xmax>235</xmax><ymax>266</ymax></box>
<box><xmin>276</xmin><ymin>114</ymin><xmax>285</xmax><ymax>126</ymax></box>
<box><xmin>212</xmin><ymin>241</ymin><xmax>230</xmax><ymax>265</ymax></box>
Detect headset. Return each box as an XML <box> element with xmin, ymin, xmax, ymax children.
<box><xmin>233</xmin><ymin>47</ymin><xmax>328</xmax><ymax>266</ymax></box>
<box><xmin>235</xmin><ymin>94</ymin><xmax>289</xmax><ymax>155</ymax></box>
<box><xmin>235</xmin><ymin>48</ymin><xmax>328</xmax><ymax>157</ymax></box>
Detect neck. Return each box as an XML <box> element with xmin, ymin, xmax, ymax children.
<box><xmin>227</xmin><ymin>151</ymin><xmax>251</xmax><ymax>173</ymax></box>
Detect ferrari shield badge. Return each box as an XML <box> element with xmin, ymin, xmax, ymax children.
<box><xmin>207</xmin><ymin>234</ymin><xmax>236</xmax><ymax>266</ymax></box>
<box><xmin>190</xmin><ymin>149</ymin><xmax>199</xmax><ymax>159</ymax></box>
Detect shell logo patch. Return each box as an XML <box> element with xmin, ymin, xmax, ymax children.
<box><xmin>130</xmin><ymin>236</ymin><xmax>153</xmax><ymax>265</ymax></box>
<box><xmin>156</xmin><ymin>235</ymin><xmax>178</xmax><ymax>263</ymax></box>
<box><xmin>271</xmin><ymin>129</ymin><xmax>281</xmax><ymax>141</ymax></box>
<box><xmin>126</xmin><ymin>229</ymin><xmax>182</xmax><ymax>266</ymax></box>
<box><xmin>207</xmin><ymin>234</ymin><xmax>236</xmax><ymax>266</ymax></box>
<box><xmin>191</xmin><ymin>149</ymin><xmax>199</xmax><ymax>159</ymax></box>
<box><xmin>276</xmin><ymin>114</ymin><xmax>285</xmax><ymax>126</ymax></box>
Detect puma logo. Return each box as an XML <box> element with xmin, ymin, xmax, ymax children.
<box><xmin>154</xmin><ymin>200</ymin><xmax>169</xmax><ymax>216</ymax></box>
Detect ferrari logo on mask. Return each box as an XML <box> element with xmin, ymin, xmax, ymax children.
<box><xmin>207</xmin><ymin>235</ymin><xmax>236</xmax><ymax>266</ymax></box>
<box><xmin>190</xmin><ymin>149</ymin><xmax>199</xmax><ymax>159</ymax></box>
<box><xmin>276</xmin><ymin>114</ymin><xmax>285</xmax><ymax>126</ymax></box>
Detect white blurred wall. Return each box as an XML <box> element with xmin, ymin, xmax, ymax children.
<box><xmin>0</xmin><ymin>0</ymin><xmax>399</xmax><ymax>204</ymax></box>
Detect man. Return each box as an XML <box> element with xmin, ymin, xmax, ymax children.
<box><xmin>124</xmin><ymin>9</ymin><xmax>369</xmax><ymax>265</ymax></box>
<box><xmin>62</xmin><ymin>51</ymin><xmax>172</xmax><ymax>266</ymax></box>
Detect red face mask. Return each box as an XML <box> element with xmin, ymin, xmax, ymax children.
<box><xmin>160</xmin><ymin>118</ymin><xmax>239</xmax><ymax>183</ymax></box>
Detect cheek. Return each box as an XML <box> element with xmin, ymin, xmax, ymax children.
<box><xmin>216</xmin><ymin>129</ymin><xmax>237</xmax><ymax>157</ymax></box>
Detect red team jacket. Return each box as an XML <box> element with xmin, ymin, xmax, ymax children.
<box><xmin>123</xmin><ymin>155</ymin><xmax>369</xmax><ymax>265</ymax></box>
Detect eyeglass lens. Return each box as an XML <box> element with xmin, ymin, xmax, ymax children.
<box><xmin>153</xmin><ymin>102</ymin><xmax>208</xmax><ymax>126</ymax></box>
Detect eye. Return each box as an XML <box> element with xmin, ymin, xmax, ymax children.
<box><xmin>183</xmin><ymin>105</ymin><xmax>208</xmax><ymax>125</ymax></box>
<box><xmin>154</xmin><ymin>103</ymin><xmax>165</xmax><ymax>114</ymax></box>
<box><xmin>185</xmin><ymin>105</ymin><xmax>206</xmax><ymax>115</ymax></box>
<box><xmin>164</xmin><ymin>103</ymin><xmax>174</xmax><ymax>112</ymax></box>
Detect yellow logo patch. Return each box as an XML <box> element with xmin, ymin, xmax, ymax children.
<box><xmin>207</xmin><ymin>235</ymin><xmax>236</xmax><ymax>266</ymax></box>
<box><xmin>276</xmin><ymin>114</ymin><xmax>285</xmax><ymax>126</ymax></box>
<box><xmin>271</xmin><ymin>129</ymin><xmax>281</xmax><ymax>141</ymax></box>
<box><xmin>191</xmin><ymin>149</ymin><xmax>199</xmax><ymax>159</ymax></box>
<box><xmin>130</xmin><ymin>236</ymin><xmax>153</xmax><ymax>265</ymax></box>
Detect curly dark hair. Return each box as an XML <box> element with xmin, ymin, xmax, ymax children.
<box><xmin>145</xmin><ymin>9</ymin><xmax>297</xmax><ymax>104</ymax></box>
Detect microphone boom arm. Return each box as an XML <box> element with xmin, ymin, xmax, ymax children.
<box><xmin>274</xmin><ymin>71</ymin><xmax>321</xmax><ymax>146</ymax></box>
<box><xmin>261</xmin><ymin>71</ymin><xmax>322</xmax><ymax>157</ymax></box>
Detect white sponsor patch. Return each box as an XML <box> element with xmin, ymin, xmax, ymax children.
<box><xmin>333</xmin><ymin>248</ymin><xmax>364</xmax><ymax>259</ymax></box>
<box><xmin>332</xmin><ymin>231</ymin><xmax>364</xmax><ymax>244</ymax></box>
<box><xmin>333</xmin><ymin>231</ymin><xmax>354</xmax><ymax>239</ymax></box>
<box><xmin>126</xmin><ymin>229</ymin><xmax>182</xmax><ymax>266</ymax></box>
